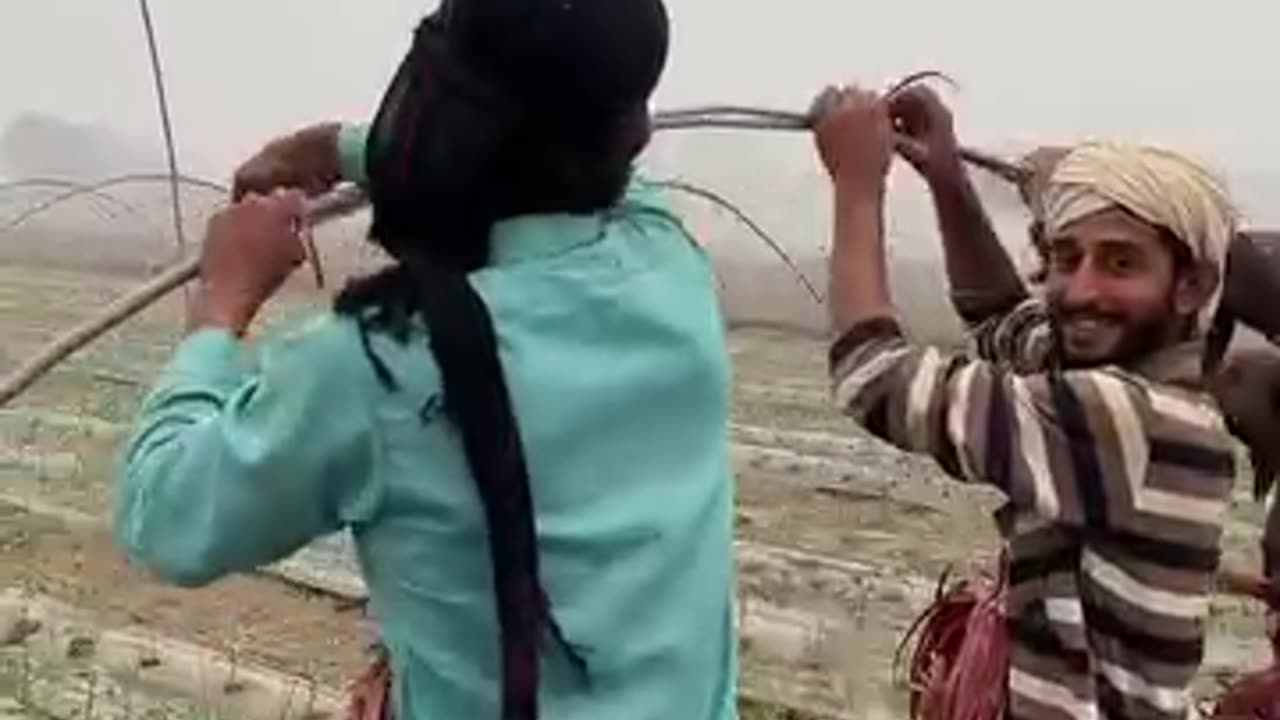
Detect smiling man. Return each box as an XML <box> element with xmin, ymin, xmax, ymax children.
<box><xmin>813</xmin><ymin>86</ymin><xmax>1239</xmax><ymax>719</ymax></box>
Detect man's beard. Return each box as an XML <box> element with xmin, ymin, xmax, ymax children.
<box><xmin>1049</xmin><ymin>295</ymin><xmax>1180</xmax><ymax>369</ymax></box>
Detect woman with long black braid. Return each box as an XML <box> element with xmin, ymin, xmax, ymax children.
<box><xmin>114</xmin><ymin>2</ymin><xmax>737</xmax><ymax>719</ymax></box>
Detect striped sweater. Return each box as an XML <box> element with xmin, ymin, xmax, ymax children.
<box><xmin>830</xmin><ymin>298</ymin><xmax>1237</xmax><ymax>720</ymax></box>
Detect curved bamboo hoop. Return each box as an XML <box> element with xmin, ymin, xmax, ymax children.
<box><xmin>0</xmin><ymin>185</ymin><xmax>367</xmax><ymax>407</ymax></box>
<box><xmin>1</xmin><ymin>174</ymin><xmax>228</xmax><ymax>234</ymax></box>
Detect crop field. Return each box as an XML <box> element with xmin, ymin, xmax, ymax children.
<box><xmin>0</xmin><ymin>257</ymin><xmax>1272</xmax><ymax>720</ymax></box>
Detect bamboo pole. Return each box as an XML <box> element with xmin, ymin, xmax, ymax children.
<box><xmin>137</xmin><ymin>0</ymin><xmax>191</xmax><ymax>309</ymax></box>
<box><xmin>0</xmin><ymin>185</ymin><xmax>368</xmax><ymax>407</ymax></box>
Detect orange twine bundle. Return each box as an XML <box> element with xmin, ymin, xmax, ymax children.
<box><xmin>347</xmin><ymin>645</ymin><xmax>393</xmax><ymax>720</ymax></box>
<box><xmin>897</xmin><ymin>560</ymin><xmax>1010</xmax><ymax>720</ymax></box>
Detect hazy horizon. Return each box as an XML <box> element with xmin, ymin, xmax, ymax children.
<box><xmin>2</xmin><ymin>1</ymin><xmax>1280</xmax><ymax>258</ymax></box>
<box><xmin>3</xmin><ymin>3</ymin><xmax>1277</xmax><ymax>165</ymax></box>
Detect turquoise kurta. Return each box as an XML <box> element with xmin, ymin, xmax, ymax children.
<box><xmin>114</xmin><ymin>125</ymin><xmax>738</xmax><ymax>719</ymax></box>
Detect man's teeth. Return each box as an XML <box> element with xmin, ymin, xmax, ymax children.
<box><xmin>1069</xmin><ymin>318</ymin><xmax>1109</xmax><ymax>335</ymax></box>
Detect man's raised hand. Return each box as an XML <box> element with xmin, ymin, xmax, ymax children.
<box><xmin>812</xmin><ymin>85</ymin><xmax>895</xmax><ymax>197</ymax></box>
<box><xmin>232</xmin><ymin>123</ymin><xmax>344</xmax><ymax>201</ymax></box>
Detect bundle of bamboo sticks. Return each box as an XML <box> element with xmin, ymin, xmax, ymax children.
<box><xmin>0</xmin><ymin>104</ymin><xmax>1028</xmax><ymax>407</ymax></box>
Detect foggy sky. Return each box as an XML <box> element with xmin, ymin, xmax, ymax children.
<box><xmin>1</xmin><ymin>2</ymin><xmax>1277</xmax><ymax>193</ymax></box>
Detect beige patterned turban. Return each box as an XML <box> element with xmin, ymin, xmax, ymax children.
<box><xmin>1037</xmin><ymin>141</ymin><xmax>1237</xmax><ymax>333</ymax></box>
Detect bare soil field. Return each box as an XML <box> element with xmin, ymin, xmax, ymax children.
<box><xmin>0</xmin><ymin>263</ymin><xmax>1272</xmax><ymax>719</ymax></box>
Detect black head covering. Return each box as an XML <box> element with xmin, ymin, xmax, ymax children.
<box><xmin>362</xmin><ymin>0</ymin><xmax>669</xmax><ymax>266</ymax></box>
<box><xmin>442</xmin><ymin>0</ymin><xmax>670</xmax><ymax>124</ymax></box>
<box><xmin>334</xmin><ymin>2</ymin><xmax>669</xmax><ymax>719</ymax></box>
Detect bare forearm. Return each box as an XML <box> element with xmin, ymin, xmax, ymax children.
<box><xmin>232</xmin><ymin>122</ymin><xmax>345</xmax><ymax>201</ymax></box>
<box><xmin>185</xmin><ymin>283</ymin><xmax>256</xmax><ymax>338</ymax></box>
<box><xmin>829</xmin><ymin>184</ymin><xmax>895</xmax><ymax>335</ymax></box>
<box><xmin>929</xmin><ymin>169</ymin><xmax>1026</xmax><ymax>318</ymax></box>
<box><xmin>280</xmin><ymin>122</ymin><xmax>344</xmax><ymax>189</ymax></box>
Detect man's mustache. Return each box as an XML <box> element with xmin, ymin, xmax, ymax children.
<box><xmin>1050</xmin><ymin>303</ymin><xmax>1127</xmax><ymax>326</ymax></box>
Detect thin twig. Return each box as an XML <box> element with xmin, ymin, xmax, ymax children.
<box><xmin>883</xmin><ymin>70</ymin><xmax>960</xmax><ymax>102</ymax></box>
<box><xmin>655</xmin><ymin>178</ymin><xmax>823</xmax><ymax>304</ymax></box>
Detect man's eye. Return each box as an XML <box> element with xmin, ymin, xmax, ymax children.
<box><xmin>1106</xmin><ymin>253</ymin><xmax>1140</xmax><ymax>275</ymax></box>
<box><xmin>1049</xmin><ymin>250</ymin><xmax>1079</xmax><ymax>271</ymax></box>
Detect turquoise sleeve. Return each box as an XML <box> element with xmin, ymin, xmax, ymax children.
<box><xmin>338</xmin><ymin>122</ymin><xmax>371</xmax><ymax>187</ymax></box>
<box><xmin>113</xmin><ymin>319</ymin><xmax>382</xmax><ymax>586</ymax></box>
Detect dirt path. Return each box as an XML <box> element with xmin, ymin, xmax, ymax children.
<box><xmin>0</xmin><ymin>501</ymin><xmax>374</xmax><ymax>692</ymax></box>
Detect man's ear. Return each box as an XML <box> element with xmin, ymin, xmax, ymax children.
<box><xmin>1174</xmin><ymin>260</ymin><xmax>1221</xmax><ymax>318</ymax></box>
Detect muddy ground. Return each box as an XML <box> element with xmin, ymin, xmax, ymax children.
<box><xmin>0</xmin><ymin>264</ymin><xmax>1272</xmax><ymax>718</ymax></box>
